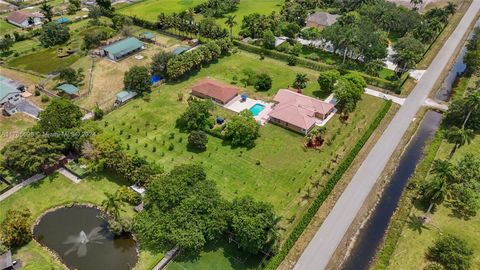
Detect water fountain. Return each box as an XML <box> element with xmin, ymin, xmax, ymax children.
<box><xmin>33</xmin><ymin>206</ymin><xmax>138</xmax><ymax>270</ymax></box>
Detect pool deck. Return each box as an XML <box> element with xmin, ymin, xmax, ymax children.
<box><xmin>224</xmin><ymin>96</ymin><xmax>273</xmax><ymax>125</ymax></box>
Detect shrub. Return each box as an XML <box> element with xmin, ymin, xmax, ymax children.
<box><xmin>427</xmin><ymin>235</ymin><xmax>473</xmax><ymax>270</ymax></box>
<box><xmin>94</xmin><ymin>105</ymin><xmax>104</xmax><ymax>120</ymax></box>
<box><xmin>0</xmin><ymin>209</ymin><xmax>32</xmax><ymax>247</ymax></box>
<box><xmin>287</xmin><ymin>55</ymin><xmax>297</xmax><ymax>66</ymax></box>
<box><xmin>168</xmin><ymin>143</ymin><xmax>174</xmax><ymax>151</ymax></box>
<box><xmin>424</xmin><ymin>262</ymin><xmax>444</xmax><ymax>270</ymax></box>
<box><xmin>41</xmin><ymin>95</ymin><xmax>50</xmax><ymax>103</ymax></box>
<box><xmin>254</xmin><ymin>73</ymin><xmax>272</xmax><ymax>91</ymax></box>
<box><xmin>34</xmin><ymin>89</ymin><xmax>40</xmax><ymax>96</ymax></box>
<box><xmin>188</xmin><ymin>130</ymin><xmax>208</xmax><ymax>150</ymax></box>
<box><xmin>116</xmin><ymin>186</ymin><xmax>142</xmax><ymax>205</ymax></box>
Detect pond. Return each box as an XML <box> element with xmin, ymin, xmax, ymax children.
<box><xmin>33</xmin><ymin>206</ymin><xmax>138</xmax><ymax>270</ymax></box>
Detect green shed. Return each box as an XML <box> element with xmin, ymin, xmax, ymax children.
<box><xmin>57</xmin><ymin>84</ymin><xmax>79</xmax><ymax>96</ymax></box>
<box><xmin>103</xmin><ymin>37</ymin><xmax>144</xmax><ymax>61</ymax></box>
<box><xmin>116</xmin><ymin>90</ymin><xmax>138</xmax><ymax>104</ymax></box>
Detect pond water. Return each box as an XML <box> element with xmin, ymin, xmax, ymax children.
<box><xmin>33</xmin><ymin>206</ymin><xmax>138</xmax><ymax>270</ymax></box>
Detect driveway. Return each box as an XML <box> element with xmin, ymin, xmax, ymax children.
<box><xmin>294</xmin><ymin>2</ymin><xmax>480</xmax><ymax>269</ymax></box>
<box><xmin>16</xmin><ymin>99</ymin><xmax>42</xmax><ymax>118</ymax></box>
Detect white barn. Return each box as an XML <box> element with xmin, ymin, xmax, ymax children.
<box><xmin>6</xmin><ymin>11</ymin><xmax>43</xmax><ymax>28</ymax></box>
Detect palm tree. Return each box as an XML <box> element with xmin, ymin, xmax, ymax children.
<box><xmin>225</xmin><ymin>15</ymin><xmax>237</xmax><ymax>41</ymax></box>
<box><xmin>293</xmin><ymin>73</ymin><xmax>309</xmax><ymax>91</ymax></box>
<box><xmin>410</xmin><ymin>0</ymin><xmax>423</xmax><ymax>9</ymax></box>
<box><xmin>444</xmin><ymin>127</ymin><xmax>474</xmax><ymax>158</ymax></box>
<box><xmin>445</xmin><ymin>2</ymin><xmax>457</xmax><ymax>15</ymax></box>
<box><xmin>430</xmin><ymin>159</ymin><xmax>456</xmax><ymax>183</ymax></box>
<box><xmin>101</xmin><ymin>192</ymin><xmax>125</xmax><ymax>220</ymax></box>
<box><xmin>462</xmin><ymin>91</ymin><xmax>480</xmax><ymax>128</ymax></box>
<box><xmin>40</xmin><ymin>0</ymin><xmax>53</xmax><ymax>22</ymax></box>
<box><xmin>424</xmin><ymin>178</ymin><xmax>448</xmax><ymax>214</ymax></box>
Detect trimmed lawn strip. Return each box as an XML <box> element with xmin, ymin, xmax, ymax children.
<box><xmin>117</xmin><ymin>0</ymin><xmax>205</xmax><ymax>21</ymax></box>
<box><xmin>265</xmin><ymin>100</ymin><xmax>393</xmax><ymax>270</ymax></box>
<box><xmin>0</xmin><ymin>173</ymin><xmax>165</xmax><ymax>270</ymax></box>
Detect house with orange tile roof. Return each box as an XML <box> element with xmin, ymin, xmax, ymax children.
<box><xmin>190</xmin><ymin>78</ymin><xmax>239</xmax><ymax>105</ymax></box>
<box><xmin>268</xmin><ymin>89</ymin><xmax>335</xmax><ymax>134</ymax></box>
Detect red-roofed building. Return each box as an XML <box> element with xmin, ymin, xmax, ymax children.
<box><xmin>268</xmin><ymin>89</ymin><xmax>334</xmax><ymax>134</ymax></box>
<box><xmin>6</xmin><ymin>11</ymin><xmax>43</xmax><ymax>28</ymax></box>
<box><xmin>191</xmin><ymin>78</ymin><xmax>239</xmax><ymax>105</ymax></box>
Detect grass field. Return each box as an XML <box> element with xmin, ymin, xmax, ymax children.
<box><xmin>102</xmin><ymin>50</ymin><xmax>386</xmax><ymax>240</ymax></box>
<box><xmin>0</xmin><ymin>113</ymin><xmax>36</xmax><ymax>148</ymax></box>
<box><xmin>0</xmin><ymin>20</ymin><xmax>17</xmax><ymax>36</ymax></box>
<box><xmin>0</xmin><ymin>173</ymin><xmax>165</xmax><ymax>270</ymax></box>
<box><xmin>387</xmin><ymin>136</ymin><xmax>480</xmax><ymax>270</ymax></box>
<box><xmin>117</xmin><ymin>0</ymin><xmax>205</xmax><ymax>21</ymax></box>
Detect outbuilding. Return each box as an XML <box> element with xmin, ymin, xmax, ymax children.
<box><xmin>57</xmin><ymin>83</ymin><xmax>79</xmax><ymax>98</ymax></box>
<box><xmin>0</xmin><ymin>76</ymin><xmax>23</xmax><ymax>106</ymax></box>
<box><xmin>116</xmin><ymin>90</ymin><xmax>138</xmax><ymax>105</ymax></box>
<box><xmin>305</xmin><ymin>12</ymin><xmax>339</xmax><ymax>30</ymax></box>
<box><xmin>103</xmin><ymin>37</ymin><xmax>144</xmax><ymax>61</ymax></box>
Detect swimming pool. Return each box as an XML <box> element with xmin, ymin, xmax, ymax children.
<box><xmin>249</xmin><ymin>103</ymin><xmax>265</xmax><ymax>116</ymax></box>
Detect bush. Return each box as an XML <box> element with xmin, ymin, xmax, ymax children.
<box><xmin>287</xmin><ymin>55</ymin><xmax>297</xmax><ymax>66</ymax></box>
<box><xmin>265</xmin><ymin>101</ymin><xmax>392</xmax><ymax>270</ymax></box>
<box><xmin>94</xmin><ymin>105</ymin><xmax>104</xmax><ymax>120</ymax></box>
<box><xmin>424</xmin><ymin>262</ymin><xmax>444</xmax><ymax>270</ymax></box>
<box><xmin>41</xmin><ymin>95</ymin><xmax>50</xmax><ymax>103</ymax></box>
<box><xmin>188</xmin><ymin>130</ymin><xmax>208</xmax><ymax>150</ymax></box>
<box><xmin>0</xmin><ymin>209</ymin><xmax>32</xmax><ymax>248</ymax></box>
<box><xmin>427</xmin><ymin>235</ymin><xmax>473</xmax><ymax>270</ymax></box>
<box><xmin>254</xmin><ymin>73</ymin><xmax>272</xmax><ymax>91</ymax></box>
<box><xmin>168</xmin><ymin>143</ymin><xmax>174</xmax><ymax>151</ymax></box>
<box><xmin>108</xmin><ymin>216</ymin><xmax>133</xmax><ymax>236</ymax></box>
<box><xmin>34</xmin><ymin>89</ymin><xmax>40</xmax><ymax>96</ymax></box>
<box><xmin>116</xmin><ymin>186</ymin><xmax>142</xmax><ymax>205</ymax></box>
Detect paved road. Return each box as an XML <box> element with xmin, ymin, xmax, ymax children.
<box><xmin>294</xmin><ymin>2</ymin><xmax>480</xmax><ymax>270</ymax></box>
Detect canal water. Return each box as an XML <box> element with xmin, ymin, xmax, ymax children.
<box><xmin>341</xmin><ymin>19</ymin><xmax>479</xmax><ymax>270</ymax></box>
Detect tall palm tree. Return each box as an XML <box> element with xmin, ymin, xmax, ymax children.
<box><xmin>462</xmin><ymin>91</ymin><xmax>480</xmax><ymax>128</ymax></box>
<box><xmin>293</xmin><ymin>73</ymin><xmax>309</xmax><ymax>91</ymax></box>
<box><xmin>40</xmin><ymin>0</ymin><xmax>53</xmax><ymax>22</ymax></box>
<box><xmin>424</xmin><ymin>178</ymin><xmax>448</xmax><ymax>214</ymax></box>
<box><xmin>101</xmin><ymin>192</ymin><xmax>125</xmax><ymax>220</ymax></box>
<box><xmin>430</xmin><ymin>159</ymin><xmax>456</xmax><ymax>183</ymax></box>
<box><xmin>225</xmin><ymin>15</ymin><xmax>237</xmax><ymax>41</ymax></box>
<box><xmin>444</xmin><ymin>127</ymin><xmax>474</xmax><ymax>158</ymax></box>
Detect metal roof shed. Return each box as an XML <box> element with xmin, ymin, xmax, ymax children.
<box><xmin>103</xmin><ymin>37</ymin><xmax>144</xmax><ymax>61</ymax></box>
<box><xmin>116</xmin><ymin>90</ymin><xmax>137</xmax><ymax>104</ymax></box>
<box><xmin>57</xmin><ymin>84</ymin><xmax>79</xmax><ymax>95</ymax></box>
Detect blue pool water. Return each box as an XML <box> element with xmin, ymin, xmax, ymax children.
<box><xmin>249</xmin><ymin>104</ymin><xmax>265</xmax><ymax>116</ymax></box>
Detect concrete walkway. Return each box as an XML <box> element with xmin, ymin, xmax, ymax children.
<box><xmin>294</xmin><ymin>2</ymin><xmax>480</xmax><ymax>269</ymax></box>
<box><xmin>152</xmin><ymin>247</ymin><xmax>179</xmax><ymax>270</ymax></box>
<box><xmin>425</xmin><ymin>98</ymin><xmax>449</xmax><ymax>111</ymax></box>
<box><xmin>364</xmin><ymin>88</ymin><xmax>406</xmax><ymax>105</ymax></box>
<box><xmin>0</xmin><ymin>174</ymin><xmax>45</xmax><ymax>202</ymax></box>
<box><xmin>58</xmin><ymin>167</ymin><xmax>82</xmax><ymax>184</ymax></box>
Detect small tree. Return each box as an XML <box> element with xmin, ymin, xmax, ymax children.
<box><xmin>39</xmin><ymin>23</ymin><xmax>70</xmax><ymax>47</ymax></box>
<box><xmin>262</xmin><ymin>30</ymin><xmax>275</xmax><ymax>50</ymax></box>
<box><xmin>254</xmin><ymin>73</ymin><xmax>272</xmax><ymax>91</ymax></box>
<box><xmin>101</xmin><ymin>192</ymin><xmax>125</xmax><ymax>220</ymax></box>
<box><xmin>293</xmin><ymin>73</ymin><xmax>309</xmax><ymax>91</ymax></box>
<box><xmin>176</xmin><ymin>98</ymin><xmax>214</xmax><ymax>131</ymax></box>
<box><xmin>124</xmin><ymin>66</ymin><xmax>151</xmax><ymax>95</ymax></box>
<box><xmin>427</xmin><ymin>235</ymin><xmax>473</xmax><ymax>270</ymax></box>
<box><xmin>94</xmin><ymin>105</ymin><xmax>104</xmax><ymax>120</ymax></box>
<box><xmin>188</xmin><ymin>130</ymin><xmax>208</xmax><ymax>150</ymax></box>
<box><xmin>0</xmin><ymin>209</ymin><xmax>32</xmax><ymax>247</ymax></box>
<box><xmin>444</xmin><ymin>127</ymin><xmax>474</xmax><ymax>158</ymax></box>
<box><xmin>151</xmin><ymin>51</ymin><xmax>173</xmax><ymax>78</ymax></box>
<box><xmin>317</xmin><ymin>70</ymin><xmax>340</xmax><ymax>94</ymax></box>
<box><xmin>393</xmin><ymin>37</ymin><xmax>424</xmax><ymax>73</ymax></box>
<box><xmin>58</xmin><ymin>67</ymin><xmax>79</xmax><ymax>84</ymax></box>
<box><xmin>224</xmin><ymin>110</ymin><xmax>260</xmax><ymax>147</ymax></box>
<box><xmin>40</xmin><ymin>0</ymin><xmax>53</xmax><ymax>22</ymax></box>
<box><xmin>0</xmin><ymin>37</ymin><xmax>14</xmax><ymax>53</ymax></box>
<box><xmin>225</xmin><ymin>15</ymin><xmax>237</xmax><ymax>40</ymax></box>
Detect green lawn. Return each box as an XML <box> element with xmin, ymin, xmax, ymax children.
<box><xmin>102</xmin><ymin>50</ymin><xmax>386</xmax><ymax>241</ymax></box>
<box><xmin>0</xmin><ymin>173</ymin><xmax>165</xmax><ymax>270</ymax></box>
<box><xmin>388</xmin><ymin>136</ymin><xmax>480</xmax><ymax>270</ymax></box>
<box><xmin>8</xmin><ymin>48</ymin><xmax>83</xmax><ymax>74</ymax></box>
<box><xmin>215</xmin><ymin>0</ymin><xmax>284</xmax><ymax>35</ymax></box>
<box><xmin>0</xmin><ymin>113</ymin><xmax>36</xmax><ymax>148</ymax></box>
<box><xmin>0</xmin><ymin>20</ymin><xmax>17</xmax><ymax>36</ymax></box>
<box><xmin>117</xmin><ymin>0</ymin><xmax>205</xmax><ymax>21</ymax></box>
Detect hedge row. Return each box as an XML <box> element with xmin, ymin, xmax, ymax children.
<box><xmin>233</xmin><ymin>40</ymin><xmax>403</xmax><ymax>92</ymax></box>
<box><xmin>264</xmin><ymin>100</ymin><xmax>393</xmax><ymax>270</ymax></box>
<box><xmin>370</xmin><ymin>131</ymin><xmax>443</xmax><ymax>270</ymax></box>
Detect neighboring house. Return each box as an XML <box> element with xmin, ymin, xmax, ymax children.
<box><xmin>0</xmin><ymin>76</ymin><xmax>24</xmax><ymax>106</ymax></box>
<box><xmin>115</xmin><ymin>90</ymin><xmax>137</xmax><ymax>105</ymax></box>
<box><xmin>306</xmin><ymin>12</ymin><xmax>339</xmax><ymax>29</ymax></box>
<box><xmin>6</xmin><ymin>11</ymin><xmax>43</xmax><ymax>28</ymax></box>
<box><xmin>275</xmin><ymin>36</ymin><xmax>288</xmax><ymax>47</ymax></box>
<box><xmin>191</xmin><ymin>78</ymin><xmax>239</xmax><ymax>105</ymax></box>
<box><xmin>268</xmin><ymin>89</ymin><xmax>335</xmax><ymax>134</ymax></box>
<box><xmin>103</xmin><ymin>37</ymin><xmax>144</xmax><ymax>61</ymax></box>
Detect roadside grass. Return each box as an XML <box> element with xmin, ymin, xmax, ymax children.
<box><xmin>102</xmin><ymin>50</ymin><xmax>386</xmax><ymax>242</ymax></box>
<box><xmin>117</xmin><ymin>0</ymin><xmax>205</xmax><ymax>21</ymax></box>
<box><xmin>0</xmin><ymin>20</ymin><xmax>17</xmax><ymax>36</ymax></box>
<box><xmin>0</xmin><ymin>172</ymin><xmax>164</xmax><ymax>270</ymax></box>
<box><xmin>387</xmin><ymin>128</ymin><xmax>480</xmax><ymax>269</ymax></box>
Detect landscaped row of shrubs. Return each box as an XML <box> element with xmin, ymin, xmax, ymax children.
<box><xmin>233</xmin><ymin>40</ymin><xmax>404</xmax><ymax>92</ymax></box>
<box><xmin>370</xmin><ymin>130</ymin><xmax>443</xmax><ymax>270</ymax></box>
<box><xmin>264</xmin><ymin>100</ymin><xmax>393</xmax><ymax>270</ymax></box>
